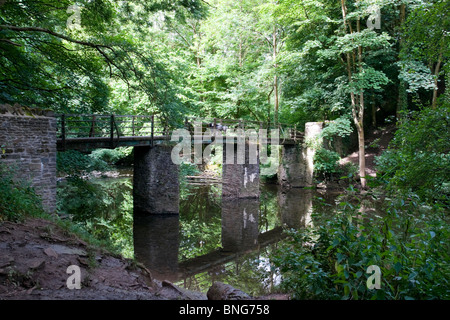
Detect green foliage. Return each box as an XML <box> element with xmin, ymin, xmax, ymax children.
<box><xmin>0</xmin><ymin>0</ymin><xmax>205</xmax><ymax>117</ymax></box>
<box><xmin>57</xmin><ymin>150</ymin><xmax>110</xmax><ymax>176</ymax></box>
<box><xmin>321</xmin><ymin>117</ymin><xmax>354</xmax><ymax>140</ymax></box>
<box><xmin>179</xmin><ymin>162</ymin><xmax>201</xmax><ymax>188</ymax></box>
<box><xmin>397</xmin><ymin>60</ymin><xmax>437</xmax><ymax>93</ymax></box>
<box><xmin>180</xmin><ymin>215</ymin><xmax>222</xmax><ymax>260</ymax></box>
<box><xmin>314</xmin><ymin>148</ymin><xmax>341</xmax><ymax>179</ymax></box>
<box><xmin>375</xmin><ymin>102</ymin><xmax>450</xmax><ymax>203</ymax></box>
<box><xmin>56</xmin><ymin>148</ymin><xmax>136</xmax><ymax>257</ymax></box>
<box><xmin>57</xmin><ymin>176</ymin><xmax>134</xmax><ymax>257</ymax></box>
<box><xmin>312</xmin><ymin>116</ymin><xmax>356</xmax><ymax>180</ymax></box>
<box><xmin>274</xmin><ymin>195</ymin><xmax>450</xmax><ymax>300</ymax></box>
<box><xmin>90</xmin><ymin>147</ymin><xmax>133</xmax><ymax>166</ymax></box>
<box><xmin>0</xmin><ymin>163</ymin><xmax>46</xmax><ymax>221</ymax></box>
<box><xmin>402</xmin><ymin>0</ymin><xmax>450</xmax><ymax>66</ymax></box>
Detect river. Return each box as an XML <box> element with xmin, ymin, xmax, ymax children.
<box><xmin>58</xmin><ymin>169</ymin><xmax>348</xmax><ymax>297</ymax></box>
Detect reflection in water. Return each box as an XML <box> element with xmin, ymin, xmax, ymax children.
<box><xmin>133</xmin><ymin>214</ymin><xmax>180</xmax><ymax>281</ymax></box>
<box><xmin>278</xmin><ymin>188</ymin><xmax>313</xmax><ymax>229</ymax></box>
<box><xmin>59</xmin><ymin>170</ymin><xmax>344</xmax><ymax>295</ymax></box>
<box><xmin>132</xmin><ymin>183</ymin><xmax>331</xmax><ymax>295</ymax></box>
<box><xmin>221</xmin><ymin>198</ymin><xmax>260</xmax><ymax>252</ymax></box>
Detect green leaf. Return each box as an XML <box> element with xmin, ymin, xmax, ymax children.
<box><xmin>394</xmin><ymin>262</ymin><xmax>402</xmax><ymax>274</ymax></box>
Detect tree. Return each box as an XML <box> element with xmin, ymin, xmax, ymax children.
<box><xmin>0</xmin><ymin>0</ymin><xmax>206</xmax><ymax>117</ymax></box>
<box><xmin>177</xmin><ymin>0</ymin><xmax>279</xmax><ymax>121</ymax></box>
<box><xmin>277</xmin><ymin>0</ymin><xmax>391</xmax><ymax>188</ymax></box>
<box><xmin>255</xmin><ymin>0</ymin><xmax>286</xmax><ymax>125</ymax></box>
<box><xmin>400</xmin><ymin>0</ymin><xmax>450</xmax><ymax>109</ymax></box>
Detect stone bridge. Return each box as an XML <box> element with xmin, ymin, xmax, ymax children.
<box><xmin>0</xmin><ymin>107</ymin><xmax>327</xmax><ymax>215</ymax></box>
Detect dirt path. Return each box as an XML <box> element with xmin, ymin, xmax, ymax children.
<box><xmin>0</xmin><ymin>218</ymin><xmax>206</xmax><ymax>300</ymax></box>
<box><xmin>339</xmin><ymin>124</ymin><xmax>396</xmax><ymax>177</ymax></box>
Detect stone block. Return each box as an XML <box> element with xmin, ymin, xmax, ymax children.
<box><xmin>278</xmin><ymin>144</ymin><xmax>307</xmax><ymax>188</ymax></box>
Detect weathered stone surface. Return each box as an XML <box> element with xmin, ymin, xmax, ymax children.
<box><xmin>0</xmin><ymin>113</ymin><xmax>57</xmax><ymax>213</ymax></box>
<box><xmin>278</xmin><ymin>188</ymin><xmax>313</xmax><ymax>229</ymax></box>
<box><xmin>207</xmin><ymin>281</ymin><xmax>251</xmax><ymax>300</ymax></box>
<box><xmin>278</xmin><ymin>122</ymin><xmax>325</xmax><ymax>188</ymax></box>
<box><xmin>133</xmin><ymin>215</ymin><xmax>179</xmax><ymax>281</ymax></box>
<box><xmin>133</xmin><ymin>145</ymin><xmax>179</xmax><ymax>215</ymax></box>
<box><xmin>304</xmin><ymin>122</ymin><xmax>324</xmax><ymax>186</ymax></box>
<box><xmin>221</xmin><ymin>198</ymin><xmax>259</xmax><ymax>252</ymax></box>
<box><xmin>222</xmin><ymin>141</ymin><xmax>260</xmax><ymax>198</ymax></box>
<box><xmin>278</xmin><ymin>144</ymin><xmax>307</xmax><ymax>188</ymax></box>
<box><xmin>0</xmin><ymin>103</ymin><xmax>54</xmax><ymax>117</ymax></box>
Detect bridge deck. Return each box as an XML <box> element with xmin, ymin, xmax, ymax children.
<box><xmin>56</xmin><ymin>114</ymin><xmax>303</xmax><ymax>151</ymax></box>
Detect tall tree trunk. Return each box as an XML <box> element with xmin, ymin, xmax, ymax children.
<box><xmin>273</xmin><ymin>24</ymin><xmax>279</xmax><ymax>125</ymax></box>
<box><xmin>396</xmin><ymin>3</ymin><xmax>407</xmax><ymax>120</ymax></box>
<box><xmin>431</xmin><ymin>52</ymin><xmax>443</xmax><ymax>109</ymax></box>
<box><xmin>355</xmin><ymin>93</ymin><xmax>366</xmax><ymax>189</ymax></box>
<box><xmin>371</xmin><ymin>99</ymin><xmax>377</xmax><ymax>128</ymax></box>
<box><xmin>341</xmin><ymin>0</ymin><xmax>367</xmax><ymax>188</ymax></box>
<box><xmin>356</xmin><ymin>19</ymin><xmax>367</xmax><ymax>189</ymax></box>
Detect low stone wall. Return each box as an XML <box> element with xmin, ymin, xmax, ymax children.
<box><xmin>0</xmin><ymin>110</ymin><xmax>57</xmax><ymax>213</ymax></box>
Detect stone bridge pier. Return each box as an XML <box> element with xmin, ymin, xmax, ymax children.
<box><xmin>278</xmin><ymin>122</ymin><xmax>324</xmax><ymax>188</ymax></box>
<box><xmin>133</xmin><ymin>144</ymin><xmax>179</xmax><ymax>215</ymax></box>
<box><xmin>222</xmin><ymin>140</ymin><xmax>260</xmax><ymax>199</ymax></box>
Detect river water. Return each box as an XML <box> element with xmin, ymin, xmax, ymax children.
<box><xmin>58</xmin><ymin>169</ymin><xmax>345</xmax><ymax>297</ymax></box>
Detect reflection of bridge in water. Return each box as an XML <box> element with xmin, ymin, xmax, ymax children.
<box><xmin>133</xmin><ymin>188</ymin><xmax>315</xmax><ymax>283</ymax></box>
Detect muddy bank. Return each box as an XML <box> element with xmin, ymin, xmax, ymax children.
<box><xmin>0</xmin><ymin>218</ymin><xmax>206</xmax><ymax>300</ymax></box>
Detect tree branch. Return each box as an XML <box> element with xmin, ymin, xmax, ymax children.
<box><xmin>0</xmin><ymin>25</ymin><xmax>111</xmax><ymax>49</ymax></box>
<box><xmin>0</xmin><ymin>38</ymin><xmax>22</xmax><ymax>47</ymax></box>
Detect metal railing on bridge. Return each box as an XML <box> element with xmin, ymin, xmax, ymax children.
<box><xmin>184</xmin><ymin>116</ymin><xmax>304</xmax><ymax>144</ymax></box>
<box><xmin>56</xmin><ymin>114</ymin><xmax>304</xmax><ymax>151</ymax></box>
<box><xmin>56</xmin><ymin>113</ymin><xmax>168</xmax><ymax>150</ymax></box>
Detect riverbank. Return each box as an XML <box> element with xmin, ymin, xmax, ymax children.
<box><xmin>0</xmin><ymin>217</ymin><xmax>290</xmax><ymax>300</ymax></box>
<box><xmin>0</xmin><ymin>217</ymin><xmax>207</xmax><ymax>300</ymax></box>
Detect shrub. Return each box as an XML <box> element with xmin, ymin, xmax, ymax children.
<box><xmin>90</xmin><ymin>147</ymin><xmax>133</xmax><ymax>166</ymax></box>
<box><xmin>375</xmin><ymin>102</ymin><xmax>450</xmax><ymax>204</ymax></box>
<box><xmin>314</xmin><ymin>147</ymin><xmax>341</xmax><ymax>180</ymax></box>
<box><xmin>0</xmin><ymin>163</ymin><xmax>46</xmax><ymax>221</ymax></box>
<box><xmin>57</xmin><ymin>176</ymin><xmax>134</xmax><ymax>257</ymax></box>
<box><xmin>273</xmin><ymin>196</ymin><xmax>450</xmax><ymax>300</ymax></box>
<box><xmin>57</xmin><ymin>150</ymin><xmax>110</xmax><ymax>176</ymax></box>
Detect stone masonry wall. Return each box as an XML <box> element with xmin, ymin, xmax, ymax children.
<box><xmin>0</xmin><ymin>114</ymin><xmax>57</xmax><ymax>213</ymax></box>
